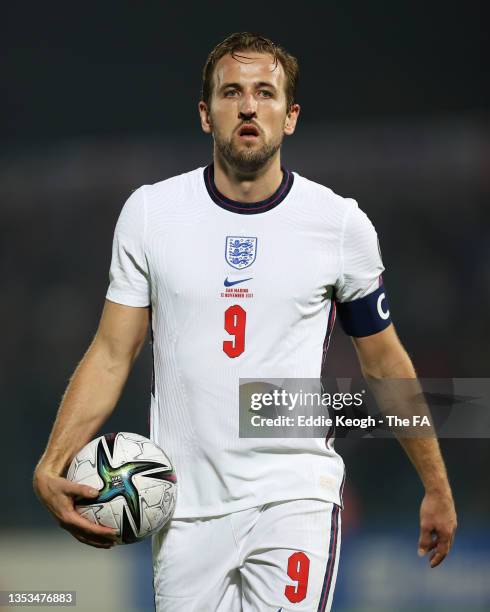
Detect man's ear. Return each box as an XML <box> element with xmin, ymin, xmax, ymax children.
<box><xmin>198</xmin><ymin>101</ymin><xmax>213</xmax><ymax>134</ymax></box>
<box><xmin>284</xmin><ymin>103</ymin><xmax>300</xmax><ymax>136</ymax></box>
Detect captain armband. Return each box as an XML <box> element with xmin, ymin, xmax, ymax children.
<box><xmin>336</xmin><ymin>283</ymin><xmax>392</xmax><ymax>337</ymax></box>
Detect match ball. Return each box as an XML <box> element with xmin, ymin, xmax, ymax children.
<box><xmin>67</xmin><ymin>432</ymin><xmax>177</xmax><ymax>544</ymax></box>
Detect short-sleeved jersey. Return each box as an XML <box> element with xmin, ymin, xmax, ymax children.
<box><xmin>106</xmin><ymin>165</ymin><xmax>388</xmax><ymax>518</ymax></box>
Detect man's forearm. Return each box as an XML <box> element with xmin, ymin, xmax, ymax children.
<box><xmin>37</xmin><ymin>340</ymin><xmax>132</xmax><ymax>475</ymax></box>
<box><xmin>358</xmin><ymin>340</ymin><xmax>452</xmax><ymax>496</ymax></box>
<box><xmin>396</xmin><ymin>436</ymin><xmax>451</xmax><ymax>496</ymax></box>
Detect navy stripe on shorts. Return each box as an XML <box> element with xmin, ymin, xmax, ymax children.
<box><xmin>317</xmin><ymin>504</ymin><xmax>340</xmax><ymax>611</ymax></box>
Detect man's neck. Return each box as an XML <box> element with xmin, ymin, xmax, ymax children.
<box><xmin>212</xmin><ymin>153</ymin><xmax>283</xmax><ymax>203</ymax></box>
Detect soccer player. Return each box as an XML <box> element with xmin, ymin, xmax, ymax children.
<box><xmin>33</xmin><ymin>33</ymin><xmax>457</xmax><ymax>611</ymax></box>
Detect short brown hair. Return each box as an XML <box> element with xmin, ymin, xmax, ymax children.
<box><xmin>201</xmin><ymin>32</ymin><xmax>299</xmax><ymax>110</ymax></box>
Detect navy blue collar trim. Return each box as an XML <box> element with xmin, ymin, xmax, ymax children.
<box><xmin>203</xmin><ymin>163</ymin><xmax>294</xmax><ymax>214</ymax></box>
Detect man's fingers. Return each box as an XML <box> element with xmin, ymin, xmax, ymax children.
<box><xmin>75</xmin><ymin>534</ymin><xmax>114</xmax><ymax>549</ymax></box>
<box><xmin>418</xmin><ymin>491</ymin><xmax>457</xmax><ymax>567</ymax></box>
<box><xmin>427</xmin><ymin>534</ymin><xmax>438</xmax><ymax>552</ymax></box>
<box><xmin>429</xmin><ymin>532</ymin><xmax>452</xmax><ymax>568</ymax></box>
<box><xmin>429</xmin><ymin>548</ymin><xmax>447</xmax><ymax>568</ymax></box>
<box><xmin>418</xmin><ymin>526</ymin><xmax>453</xmax><ymax>567</ymax></box>
<box><xmin>72</xmin><ymin>526</ymin><xmax>116</xmax><ymax>548</ymax></box>
<box><xmin>417</xmin><ymin>525</ymin><xmax>435</xmax><ymax>557</ymax></box>
<box><xmin>70</xmin><ymin>512</ymin><xmax>118</xmax><ymax>538</ymax></box>
<box><xmin>60</xmin><ymin>509</ymin><xmax>117</xmax><ymax>541</ymax></box>
<box><xmin>63</xmin><ymin>480</ymin><xmax>99</xmax><ymax>500</ymax></box>
<box><xmin>35</xmin><ymin>472</ymin><xmax>117</xmax><ymax>547</ymax></box>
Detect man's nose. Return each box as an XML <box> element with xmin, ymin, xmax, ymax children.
<box><xmin>238</xmin><ymin>93</ymin><xmax>257</xmax><ymax>119</ymax></box>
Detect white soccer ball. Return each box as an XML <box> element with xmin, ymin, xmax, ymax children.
<box><xmin>67</xmin><ymin>432</ymin><xmax>177</xmax><ymax>544</ymax></box>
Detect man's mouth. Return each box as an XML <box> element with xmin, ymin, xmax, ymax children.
<box><xmin>237</xmin><ymin>124</ymin><xmax>260</xmax><ymax>139</ymax></box>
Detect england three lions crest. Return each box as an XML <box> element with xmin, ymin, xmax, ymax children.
<box><xmin>225</xmin><ymin>236</ymin><xmax>258</xmax><ymax>270</ymax></box>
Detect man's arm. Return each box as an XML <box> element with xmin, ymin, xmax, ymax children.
<box><xmin>352</xmin><ymin>324</ymin><xmax>457</xmax><ymax>568</ymax></box>
<box><xmin>33</xmin><ymin>299</ymin><xmax>150</xmax><ymax>548</ymax></box>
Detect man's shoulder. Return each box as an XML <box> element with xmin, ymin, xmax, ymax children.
<box><xmin>143</xmin><ymin>166</ymin><xmax>204</xmax><ymax>200</ymax></box>
<box><xmin>292</xmin><ymin>171</ymin><xmax>358</xmax><ymax>216</ymax></box>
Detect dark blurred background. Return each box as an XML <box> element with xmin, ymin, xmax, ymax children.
<box><xmin>1</xmin><ymin>2</ymin><xmax>488</xmax><ymax>611</ymax></box>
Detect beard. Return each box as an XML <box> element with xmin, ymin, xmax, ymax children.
<box><xmin>213</xmin><ymin>129</ymin><xmax>283</xmax><ymax>175</ymax></box>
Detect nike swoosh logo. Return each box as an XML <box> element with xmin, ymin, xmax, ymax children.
<box><xmin>224</xmin><ymin>277</ymin><xmax>252</xmax><ymax>287</ymax></box>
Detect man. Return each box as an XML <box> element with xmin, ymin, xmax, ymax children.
<box><xmin>34</xmin><ymin>32</ymin><xmax>457</xmax><ymax>611</ymax></box>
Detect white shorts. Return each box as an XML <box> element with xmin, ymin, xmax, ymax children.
<box><xmin>152</xmin><ymin>499</ymin><xmax>341</xmax><ymax>611</ymax></box>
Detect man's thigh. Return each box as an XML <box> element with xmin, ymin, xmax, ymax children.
<box><xmin>239</xmin><ymin>499</ymin><xmax>341</xmax><ymax>612</ymax></box>
<box><xmin>152</xmin><ymin>512</ymin><xmax>245</xmax><ymax>612</ymax></box>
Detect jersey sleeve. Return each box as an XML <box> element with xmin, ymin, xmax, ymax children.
<box><xmin>334</xmin><ymin>201</ymin><xmax>391</xmax><ymax>337</ymax></box>
<box><xmin>105</xmin><ymin>186</ymin><xmax>151</xmax><ymax>307</ymax></box>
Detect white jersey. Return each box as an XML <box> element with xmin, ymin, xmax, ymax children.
<box><xmin>106</xmin><ymin>165</ymin><xmax>386</xmax><ymax>518</ymax></box>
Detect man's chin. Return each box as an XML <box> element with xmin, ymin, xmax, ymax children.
<box><xmin>216</xmin><ymin>142</ymin><xmax>281</xmax><ymax>174</ymax></box>
<box><xmin>229</xmin><ymin>154</ymin><xmax>272</xmax><ymax>174</ymax></box>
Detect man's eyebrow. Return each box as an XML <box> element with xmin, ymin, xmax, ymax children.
<box><xmin>219</xmin><ymin>81</ymin><xmax>277</xmax><ymax>91</ymax></box>
<box><xmin>220</xmin><ymin>82</ymin><xmax>243</xmax><ymax>91</ymax></box>
<box><xmin>255</xmin><ymin>81</ymin><xmax>277</xmax><ymax>90</ymax></box>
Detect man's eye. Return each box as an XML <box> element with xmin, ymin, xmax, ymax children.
<box><xmin>258</xmin><ymin>90</ymin><xmax>273</xmax><ymax>97</ymax></box>
<box><xmin>224</xmin><ymin>90</ymin><xmax>238</xmax><ymax>97</ymax></box>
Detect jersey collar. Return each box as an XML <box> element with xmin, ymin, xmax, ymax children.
<box><xmin>203</xmin><ymin>163</ymin><xmax>294</xmax><ymax>215</ymax></box>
